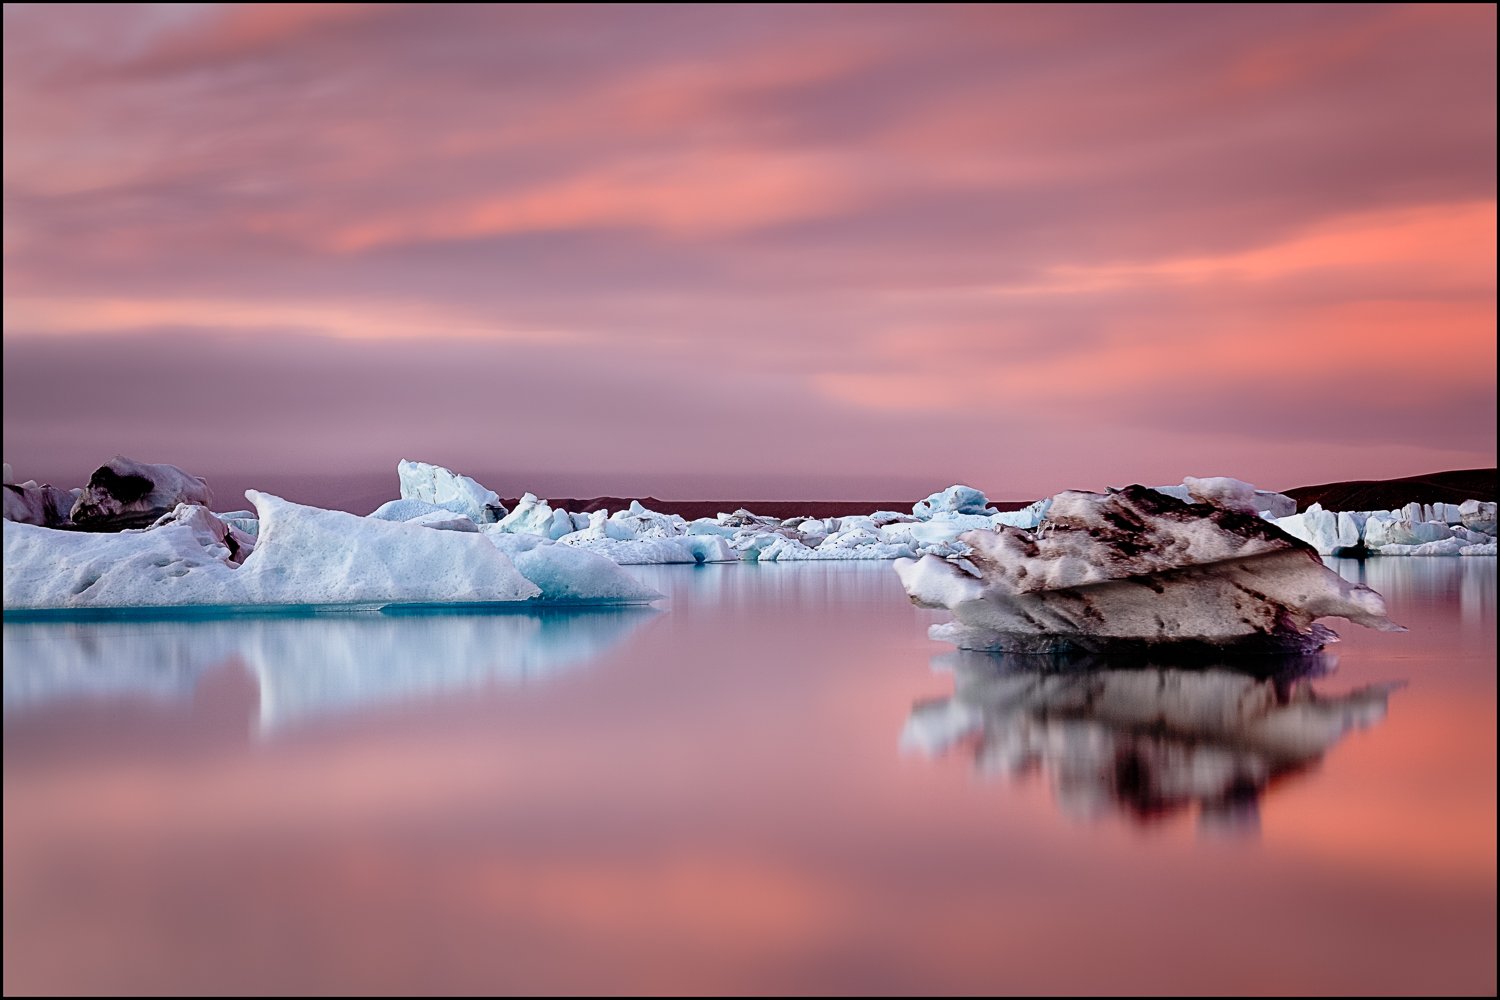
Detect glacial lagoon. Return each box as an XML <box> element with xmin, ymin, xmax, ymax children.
<box><xmin>3</xmin><ymin>557</ymin><xmax>1495</xmax><ymax>994</ymax></box>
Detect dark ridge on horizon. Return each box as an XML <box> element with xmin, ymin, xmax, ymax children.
<box><xmin>1282</xmin><ymin>469</ymin><xmax>1496</xmax><ymax>512</ymax></box>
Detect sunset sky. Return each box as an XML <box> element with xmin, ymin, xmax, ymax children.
<box><xmin>3</xmin><ymin>3</ymin><xmax>1495</xmax><ymax>501</ymax></box>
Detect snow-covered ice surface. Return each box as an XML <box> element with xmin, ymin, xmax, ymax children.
<box><xmin>903</xmin><ymin>648</ymin><xmax>1394</xmax><ymax>825</ymax></box>
<box><xmin>897</xmin><ymin>485</ymin><xmax>1403</xmax><ymax>654</ymax></box>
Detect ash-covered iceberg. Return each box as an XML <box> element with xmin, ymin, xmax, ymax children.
<box><xmin>897</xmin><ymin>485</ymin><xmax>1402</xmax><ymax>653</ymax></box>
<box><xmin>69</xmin><ymin>456</ymin><xmax>214</xmax><ymax>530</ymax></box>
<box><xmin>1148</xmin><ymin>476</ymin><xmax>1296</xmax><ymax>519</ymax></box>
<box><xmin>3</xmin><ymin>480</ymin><xmax>80</xmax><ymax>528</ymax></box>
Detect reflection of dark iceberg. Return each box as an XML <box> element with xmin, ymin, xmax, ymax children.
<box><xmin>903</xmin><ymin>649</ymin><xmax>1396</xmax><ymax>831</ymax></box>
<box><xmin>3</xmin><ymin>608</ymin><xmax>652</xmax><ymax>734</ymax></box>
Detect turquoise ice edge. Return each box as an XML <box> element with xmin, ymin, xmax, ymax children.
<box><xmin>1</xmin><ymin>598</ymin><xmax>660</xmax><ymax>623</ymax></box>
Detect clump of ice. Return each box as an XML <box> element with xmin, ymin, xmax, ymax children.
<box><xmin>397</xmin><ymin>459</ymin><xmax>507</xmax><ymax>524</ymax></box>
<box><xmin>914</xmin><ymin>485</ymin><xmax>996</xmax><ymax>519</ymax></box>
<box><xmin>5</xmin><ymin>492</ymin><xmax>648</xmax><ymax>610</ymax></box>
<box><xmin>897</xmin><ymin>484</ymin><xmax>1402</xmax><ymax>652</ymax></box>
<box><xmin>69</xmin><ymin>456</ymin><xmax>214</xmax><ymax>529</ymax></box>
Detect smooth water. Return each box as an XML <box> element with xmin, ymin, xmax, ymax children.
<box><xmin>3</xmin><ymin>559</ymin><xmax>1495</xmax><ymax>994</ymax></box>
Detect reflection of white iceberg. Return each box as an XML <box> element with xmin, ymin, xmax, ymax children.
<box><xmin>2</xmin><ymin>607</ymin><xmax>653</xmax><ymax>734</ymax></box>
<box><xmin>904</xmin><ymin>649</ymin><xmax>1396</xmax><ymax>830</ymax></box>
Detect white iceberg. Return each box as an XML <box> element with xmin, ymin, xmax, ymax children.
<box><xmin>484</xmin><ymin>531</ymin><xmax>662</xmax><ymax>601</ymax></box>
<box><xmin>369</xmin><ymin>497</ymin><xmax>480</xmax><ymax>532</ymax></box>
<box><xmin>397</xmin><ymin>459</ymin><xmax>507</xmax><ymax>524</ymax></box>
<box><xmin>914</xmin><ymin>485</ymin><xmax>996</xmax><ymax>518</ymax></box>
<box><xmin>493</xmin><ymin>492</ymin><xmax>576</xmax><ymax>539</ymax></box>
<box><xmin>4</xmin><ymin>491</ymin><xmax>544</xmax><ymax>610</ymax></box>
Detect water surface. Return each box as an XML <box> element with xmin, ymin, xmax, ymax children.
<box><xmin>4</xmin><ymin>559</ymin><xmax>1495</xmax><ymax>994</ymax></box>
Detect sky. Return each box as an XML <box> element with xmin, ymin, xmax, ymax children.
<box><xmin>3</xmin><ymin>3</ymin><xmax>1496</xmax><ymax>501</ymax></box>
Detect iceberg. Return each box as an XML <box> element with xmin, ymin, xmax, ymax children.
<box><xmin>914</xmin><ymin>485</ymin><xmax>996</xmax><ymax>518</ymax></box>
<box><xmin>1148</xmin><ymin>477</ymin><xmax>1296</xmax><ymax>519</ymax></box>
<box><xmin>4</xmin><ymin>491</ymin><xmax>544</xmax><ymax>610</ymax></box>
<box><xmin>396</xmin><ymin>459</ymin><xmax>507</xmax><ymax>524</ymax></box>
<box><xmin>903</xmin><ymin>648</ymin><xmax>1395</xmax><ymax>828</ymax></box>
<box><xmin>369</xmin><ymin>497</ymin><xmax>481</xmax><ymax>532</ymax></box>
<box><xmin>1459</xmin><ymin>499</ymin><xmax>1497</xmax><ymax>535</ymax></box>
<box><xmin>1272</xmin><ymin>498</ymin><xmax>1495</xmax><ymax>556</ymax></box>
<box><xmin>3</xmin><ymin>491</ymin><xmax>664</xmax><ymax>611</ymax></box>
<box><xmin>897</xmin><ymin>485</ymin><xmax>1401</xmax><ymax>653</ymax></box>
<box><xmin>3</xmin><ymin>481</ymin><xmax>80</xmax><ymax>527</ymax></box>
<box><xmin>484</xmin><ymin>531</ymin><xmax>662</xmax><ymax>601</ymax></box>
<box><xmin>69</xmin><ymin>456</ymin><xmax>213</xmax><ymax>530</ymax></box>
<box><xmin>560</xmin><ymin>532</ymin><xmax>737</xmax><ymax>565</ymax></box>
<box><xmin>493</xmin><ymin>492</ymin><xmax>576</xmax><ymax>539</ymax></box>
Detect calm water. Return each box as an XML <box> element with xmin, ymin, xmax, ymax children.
<box><xmin>3</xmin><ymin>558</ymin><xmax>1495</xmax><ymax>994</ymax></box>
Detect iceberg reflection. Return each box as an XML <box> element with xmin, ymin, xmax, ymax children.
<box><xmin>903</xmin><ymin>649</ymin><xmax>1397</xmax><ymax>833</ymax></box>
<box><xmin>3</xmin><ymin>608</ymin><xmax>654</xmax><ymax>735</ymax></box>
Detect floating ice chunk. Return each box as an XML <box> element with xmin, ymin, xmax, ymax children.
<box><xmin>1362</xmin><ymin>513</ymin><xmax>1455</xmax><ymax>550</ymax></box>
<box><xmin>1371</xmin><ymin>537</ymin><xmax>1495</xmax><ymax>556</ymax></box>
<box><xmin>914</xmin><ymin>485</ymin><xmax>996</xmax><ymax>519</ymax></box>
<box><xmin>1459</xmin><ymin>500</ymin><xmax>1497</xmax><ymax>535</ymax></box>
<box><xmin>686</xmin><ymin>518</ymin><xmax>738</xmax><ymax>538</ymax></box>
<box><xmin>70</xmin><ymin>456</ymin><xmax>213</xmax><ymax>530</ymax></box>
<box><xmin>483</xmin><ymin>531</ymin><xmax>661</xmax><ymax>602</ymax></box>
<box><xmin>371</xmin><ymin>497</ymin><xmax>447</xmax><ymax>521</ymax></box>
<box><xmin>4</xmin><ymin>491</ymin><xmax>543</xmax><ymax>610</ymax></box>
<box><xmin>3</xmin><ymin>481</ymin><xmax>80</xmax><ymax>527</ymax></box>
<box><xmin>751</xmin><ymin>529</ymin><xmax>912</xmax><ymax>561</ymax></box>
<box><xmin>396</xmin><ymin>459</ymin><xmax>507</xmax><ymax>524</ymax></box>
<box><xmin>607</xmin><ymin>501</ymin><xmax>688</xmax><ymax>540</ymax></box>
<box><xmin>370</xmin><ymin>497</ymin><xmax>480</xmax><ymax>532</ymax></box>
<box><xmin>992</xmin><ymin>498</ymin><xmax>1052</xmax><ymax>530</ymax></box>
<box><xmin>494</xmin><ymin>493</ymin><xmax>573</xmax><ymax>539</ymax></box>
<box><xmin>1150</xmin><ymin>478</ymin><xmax>1295</xmax><ymax>519</ymax></box>
<box><xmin>1273</xmin><ymin>504</ymin><xmax>1364</xmax><ymax>555</ymax></box>
<box><xmin>561</xmin><ymin>534</ymin><xmax>734</xmax><ymax>565</ymax></box>
<box><xmin>147</xmin><ymin>503</ymin><xmax>257</xmax><ymax>566</ymax></box>
<box><xmin>897</xmin><ymin>485</ymin><xmax>1400</xmax><ymax>652</ymax></box>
